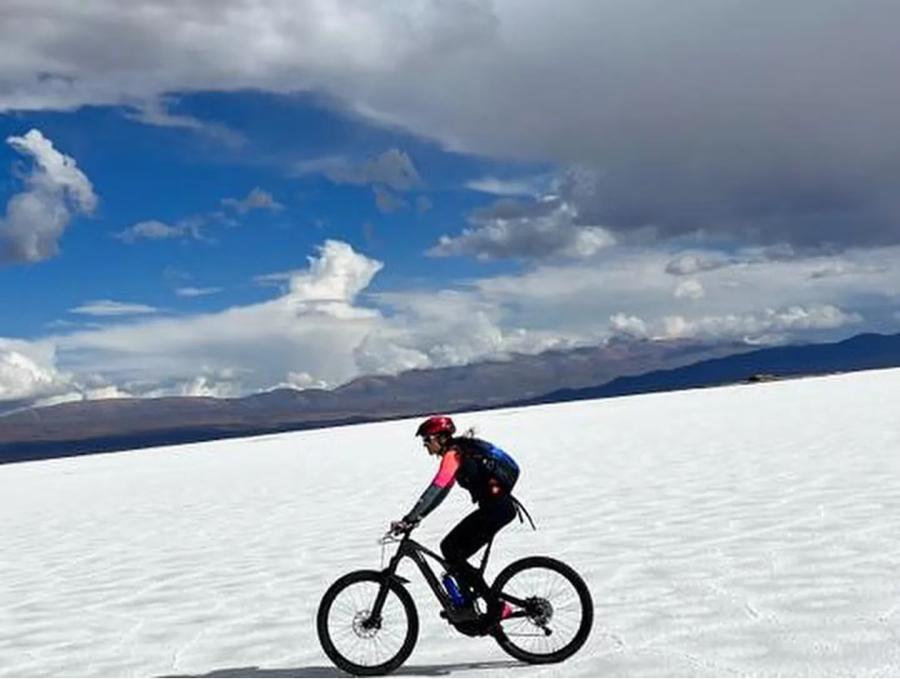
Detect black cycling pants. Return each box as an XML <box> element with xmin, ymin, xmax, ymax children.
<box><xmin>440</xmin><ymin>496</ymin><xmax>517</xmax><ymax>613</ymax></box>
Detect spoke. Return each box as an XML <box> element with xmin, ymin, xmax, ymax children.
<box><xmin>495</xmin><ymin>565</ymin><xmax>589</xmax><ymax>658</ymax></box>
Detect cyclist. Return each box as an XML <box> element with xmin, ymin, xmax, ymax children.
<box><xmin>391</xmin><ymin>415</ymin><xmax>527</xmax><ymax>635</ymax></box>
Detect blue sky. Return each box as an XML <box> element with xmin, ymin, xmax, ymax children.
<box><xmin>0</xmin><ymin>92</ymin><xmax>538</xmax><ymax>336</ymax></box>
<box><xmin>1</xmin><ymin>1</ymin><xmax>899</xmax><ymax>410</ymax></box>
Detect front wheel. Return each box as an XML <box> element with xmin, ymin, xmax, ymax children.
<box><xmin>317</xmin><ymin>570</ymin><xmax>419</xmax><ymax>676</ymax></box>
<box><xmin>491</xmin><ymin>556</ymin><xmax>593</xmax><ymax>664</ymax></box>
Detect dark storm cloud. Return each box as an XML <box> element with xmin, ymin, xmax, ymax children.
<box><xmin>3</xmin><ymin>1</ymin><xmax>900</xmax><ymax>249</ymax></box>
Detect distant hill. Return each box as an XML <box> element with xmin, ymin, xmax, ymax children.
<box><xmin>510</xmin><ymin>332</ymin><xmax>900</xmax><ymax>406</ymax></box>
<box><xmin>0</xmin><ymin>337</ymin><xmax>746</xmax><ymax>464</ymax></box>
<box><xmin>1</xmin><ymin>331</ymin><xmax>899</xmax><ymax>464</ymax></box>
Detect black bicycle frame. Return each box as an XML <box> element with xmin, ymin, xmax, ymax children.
<box><xmin>369</xmin><ymin>533</ymin><xmax>529</xmax><ymax>623</ymax></box>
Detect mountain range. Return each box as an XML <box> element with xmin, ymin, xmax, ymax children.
<box><xmin>1</xmin><ymin>331</ymin><xmax>898</xmax><ymax>464</ymax></box>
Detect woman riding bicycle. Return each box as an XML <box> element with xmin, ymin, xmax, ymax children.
<box><xmin>391</xmin><ymin>415</ymin><xmax>528</xmax><ymax>635</ymax></box>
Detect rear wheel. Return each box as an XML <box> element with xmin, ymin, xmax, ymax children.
<box><xmin>491</xmin><ymin>556</ymin><xmax>593</xmax><ymax>664</ymax></box>
<box><xmin>317</xmin><ymin>570</ymin><xmax>418</xmax><ymax>676</ymax></box>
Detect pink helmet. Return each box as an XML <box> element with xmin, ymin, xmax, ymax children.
<box><xmin>415</xmin><ymin>415</ymin><xmax>456</xmax><ymax>438</ymax></box>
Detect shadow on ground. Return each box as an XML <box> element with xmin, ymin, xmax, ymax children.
<box><xmin>166</xmin><ymin>659</ymin><xmax>525</xmax><ymax>677</ymax></box>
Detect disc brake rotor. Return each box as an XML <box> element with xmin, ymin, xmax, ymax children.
<box><xmin>351</xmin><ymin>610</ymin><xmax>379</xmax><ymax>639</ymax></box>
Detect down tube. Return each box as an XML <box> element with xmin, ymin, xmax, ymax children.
<box><xmin>407</xmin><ymin>547</ymin><xmax>455</xmax><ymax>610</ymax></box>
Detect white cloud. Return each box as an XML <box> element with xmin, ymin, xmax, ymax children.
<box><xmin>177</xmin><ymin>376</ymin><xmax>241</xmax><ymax>398</ymax></box>
<box><xmin>288</xmin><ymin>239</ymin><xmax>383</xmax><ymax>308</ymax></box>
<box><xmin>296</xmin><ymin>150</ymin><xmax>422</xmax><ymax>212</ymax></box>
<box><xmin>123</xmin><ymin>96</ymin><xmax>245</xmax><ymax>146</ymax></box>
<box><xmin>666</xmin><ymin>253</ymin><xmax>733</xmax><ymax>276</ymax></box>
<box><xmin>118</xmin><ymin>188</ymin><xmax>280</xmax><ymax>245</ymax></box>
<box><xmin>253</xmin><ymin>271</ymin><xmax>293</xmax><ymax>287</ymax></box>
<box><xmin>42</xmin><ymin>241</ymin><xmax>386</xmax><ymax>400</ymax></box>
<box><xmin>299</xmin><ymin>149</ymin><xmax>421</xmax><ymax>192</ymax></box>
<box><xmin>176</xmin><ymin>287</ymin><xmax>222</xmax><ymax>298</ymax></box>
<box><xmin>282</xmin><ymin>371</ymin><xmax>329</xmax><ymax>391</ymax></box>
<box><xmin>469</xmin><ymin>244</ymin><xmax>900</xmax><ymax>345</ymax></box>
<box><xmin>1</xmin><ymin>129</ymin><xmax>97</xmax><ymax>264</ymax></box>
<box><xmin>70</xmin><ymin>300</ymin><xmax>159</xmax><ymax>317</ymax></box>
<box><xmin>658</xmin><ymin>305</ymin><xmax>863</xmax><ymax>342</ymax></box>
<box><xmin>358</xmin><ymin>288</ymin><xmax>581</xmax><ymax>376</ymax></box>
<box><xmin>5</xmin><ymin>239</ymin><xmax>900</xmax><ymax>411</ymax></box>
<box><xmin>465</xmin><ymin>177</ymin><xmax>540</xmax><ymax>197</ymax></box>
<box><xmin>430</xmin><ymin>197</ymin><xmax>615</xmax><ymax>261</ymax></box>
<box><xmin>0</xmin><ymin>341</ymin><xmax>70</xmax><ymax>402</ymax></box>
<box><xmin>116</xmin><ymin>220</ymin><xmax>191</xmax><ymax>243</ymax></box>
<box><xmin>609</xmin><ymin>313</ymin><xmax>650</xmax><ymax>339</ymax></box>
<box><xmin>674</xmin><ymin>279</ymin><xmax>705</xmax><ymax>300</ymax></box>
<box><xmin>221</xmin><ymin>187</ymin><xmax>283</xmax><ymax>214</ymax></box>
<box><xmin>31</xmin><ymin>384</ymin><xmax>132</xmax><ymax>410</ymax></box>
<box><xmin>665</xmin><ymin>246</ymin><xmax>800</xmax><ymax>277</ymax></box>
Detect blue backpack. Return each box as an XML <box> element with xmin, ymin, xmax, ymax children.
<box><xmin>458</xmin><ymin>437</ymin><xmax>520</xmax><ymax>492</ymax></box>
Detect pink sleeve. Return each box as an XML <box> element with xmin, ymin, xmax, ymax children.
<box><xmin>433</xmin><ymin>449</ymin><xmax>460</xmax><ymax>488</ymax></box>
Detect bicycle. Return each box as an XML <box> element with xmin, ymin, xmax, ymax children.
<box><xmin>316</xmin><ymin>525</ymin><xmax>593</xmax><ymax>676</ymax></box>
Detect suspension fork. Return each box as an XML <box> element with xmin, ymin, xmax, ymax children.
<box><xmin>366</xmin><ymin>551</ymin><xmax>408</xmax><ymax>628</ymax></box>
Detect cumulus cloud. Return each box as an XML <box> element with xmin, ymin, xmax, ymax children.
<box><xmin>41</xmin><ymin>240</ymin><xmax>386</xmax><ymax>402</ymax></box>
<box><xmin>356</xmin><ymin>289</ymin><xmax>574</xmax><ymax>376</ymax></box>
<box><xmin>430</xmin><ymin>196</ymin><xmax>614</xmax><ymax>260</ymax></box>
<box><xmin>674</xmin><ymin>279</ymin><xmax>705</xmax><ymax>300</ymax></box>
<box><xmin>69</xmin><ymin>300</ymin><xmax>159</xmax><ymax>317</ymax></box>
<box><xmin>287</xmin><ymin>240</ymin><xmax>383</xmax><ymax>309</ymax></box>
<box><xmin>658</xmin><ymin>305</ymin><xmax>862</xmax><ymax>342</ymax></box>
<box><xmin>31</xmin><ymin>383</ymin><xmax>132</xmax><ymax>410</ymax></box>
<box><xmin>4</xmin><ymin>237</ymin><xmax>900</xmax><ymax>411</ymax></box>
<box><xmin>609</xmin><ymin>313</ymin><xmax>650</xmax><ymax>340</ymax></box>
<box><xmin>176</xmin><ymin>375</ymin><xmax>242</xmax><ymax>398</ymax></box>
<box><xmin>0</xmin><ymin>129</ymin><xmax>97</xmax><ymax>264</ymax></box>
<box><xmin>468</xmin><ymin>244</ymin><xmax>900</xmax><ymax>347</ymax></box>
<box><xmin>608</xmin><ymin>304</ymin><xmax>862</xmax><ymax>345</ymax></box>
<box><xmin>0</xmin><ymin>340</ymin><xmax>71</xmax><ymax>403</ymax></box>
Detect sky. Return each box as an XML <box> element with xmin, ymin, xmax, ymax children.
<box><xmin>1</xmin><ymin>0</ymin><xmax>899</xmax><ymax>410</ymax></box>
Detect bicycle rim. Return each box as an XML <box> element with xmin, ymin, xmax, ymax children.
<box><xmin>496</xmin><ymin>560</ymin><xmax>591</xmax><ymax>661</ymax></box>
<box><xmin>325</xmin><ymin>579</ymin><xmax>411</xmax><ymax>670</ymax></box>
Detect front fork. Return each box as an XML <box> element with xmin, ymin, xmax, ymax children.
<box><xmin>365</xmin><ymin>547</ymin><xmax>411</xmax><ymax>629</ymax></box>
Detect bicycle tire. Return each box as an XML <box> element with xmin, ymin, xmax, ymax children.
<box><xmin>317</xmin><ymin>569</ymin><xmax>419</xmax><ymax>676</ymax></box>
<box><xmin>491</xmin><ymin>556</ymin><xmax>593</xmax><ymax>664</ymax></box>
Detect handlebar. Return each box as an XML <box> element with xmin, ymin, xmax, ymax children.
<box><xmin>380</xmin><ymin>522</ymin><xmax>415</xmax><ymax>544</ymax></box>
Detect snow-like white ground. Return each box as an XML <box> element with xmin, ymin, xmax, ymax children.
<box><xmin>2</xmin><ymin>368</ymin><xmax>900</xmax><ymax>677</ymax></box>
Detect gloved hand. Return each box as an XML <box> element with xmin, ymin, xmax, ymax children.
<box><xmin>390</xmin><ymin>518</ymin><xmax>417</xmax><ymax>535</ymax></box>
